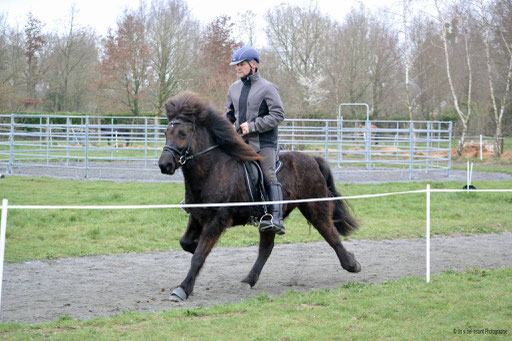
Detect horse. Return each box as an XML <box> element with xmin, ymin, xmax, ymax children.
<box><xmin>100</xmin><ymin>127</ymin><xmax>132</xmax><ymax>146</ymax></box>
<box><xmin>158</xmin><ymin>92</ymin><xmax>361</xmax><ymax>301</ymax></box>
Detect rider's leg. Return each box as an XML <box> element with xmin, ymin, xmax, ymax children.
<box><xmin>258</xmin><ymin>148</ymin><xmax>285</xmax><ymax>235</ymax></box>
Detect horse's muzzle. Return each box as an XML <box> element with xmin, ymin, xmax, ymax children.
<box><xmin>158</xmin><ymin>152</ymin><xmax>177</xmax><ymax>175</ymax></box>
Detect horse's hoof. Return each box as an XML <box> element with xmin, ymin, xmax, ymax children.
<box><xmin>170</xmin><ymin>287</ymin><xmax>188</xmax><ymax>302</ymax></box>
<box><xmin>350</xmin><ymin>261</ymin><xmax>362</xmax><ymax>273</ymax></box>
<box><xmin>240</xmin><ymin>281</ymin><xmax>252</xmax><ymax>290</ymax></box>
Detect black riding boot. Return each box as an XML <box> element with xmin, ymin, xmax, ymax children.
<box><xmin>259</xmin><ymin>182</ymin><xmax>285</xmax><ymax>235</ymax></box>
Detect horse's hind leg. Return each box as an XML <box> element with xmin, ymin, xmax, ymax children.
<box><xmin>242</xmin><ymin>230</ymin><xmax>276</xmax><ymax>287</ymax></box>
<box><xmin>300</xmin><ymin>203</ymin><xmax>361</xmax><ymax>273</ymax></box>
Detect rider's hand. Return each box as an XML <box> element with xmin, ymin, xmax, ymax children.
<box><xmin>240</xmin><ymin>122</ymin><xmax>249</xmax><ymax>135</ymax></box>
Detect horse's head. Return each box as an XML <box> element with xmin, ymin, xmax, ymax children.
<box><xmin>158</xmin><ymin>92</ymin><xmax>206</xmax><ymax>175</ymax></box>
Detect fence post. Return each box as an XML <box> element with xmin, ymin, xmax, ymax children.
<box><xmin>66</xmin><ymin>117</ymin><xmax>70</xmax><ymax>166</ymax></box>
<box><xmin>39</xmin><ymin>117</ymin><xmax>42</xmax><ymax>151</ymax></box>
<box><xmin>325</xmin><ymin>121</ymin><xmax>329</xmax><ymax>161</ymax></box>
<box><xmin>365</xmin><ymin>120</ymin><xmax>371</xmax><ymax>170</ymax></box>
<box><xmin>338</xmin><ymin>116</ymin><xmax>343</xmax><ymax>166</ymax></box>
<box><xmin>0</xmin><ymin>199</ymin><xmax>8</xmax><ymax>311</ymax></box>
<box><xmin>447</xmin><ymin>121</ymin><xmax>452</xmax><ymax>177</ymax></box>
<box><xmin>426</xmin><ymin>184</ymin><xmax>431</xmax><ymax>283</ymax></box>
<box><xmin>479</xmin><ymin>135</ymin><xmax>483</xmax><ymax>161</ymax></box>
<box><xmin>426</xmin><ymin>122</ymin><xmax>431</xmax><ymax>172</ymax></box>
<box><xmin>154</xmin><ymin>117</ymin><xmax>158</xmax><ymax>160</ymax></box>
<box><xmin>8</xmin><ymin>114</ymin><xmax>14</xmax><ymax>174</ymax></box>
<box><xmin>144</xmin><ymin>117</ymin><xmax>148</xmax><ymax>168</ymax></box>
<box><xmin>85</xmin><ymin>116</ymin><xmax>89</xmax><ymax>178</ymax></box>
<box><xmin>291</xmin><ymin>120</ymin><xmax>295</xmax><ymax>151</ymax></box>
<box><xmin>409</xmin><ymin>121</ymin><xmax>414</xmax><ymax>179</ymax></box>
<box><xmin>46</xmin><ymin>116</ymin><xmax>50</xmax><ymax>165</ymax></box>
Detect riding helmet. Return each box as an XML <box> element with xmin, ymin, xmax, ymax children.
<box><xmin>230</xmin><ymin>46</ymin><xmax>260</xmax><ymax>65</ymax></box>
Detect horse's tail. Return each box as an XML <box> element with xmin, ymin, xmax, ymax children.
<box><xmin>313</xmin><ymin>156</ymin><xmax>359</xmax><ymax>236</ymax></box>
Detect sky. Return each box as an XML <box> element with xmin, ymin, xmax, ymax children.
<box><xmin>0</xmin><ymin>0</ymin><xmax>398</xmax><ymax>44</ymax></box>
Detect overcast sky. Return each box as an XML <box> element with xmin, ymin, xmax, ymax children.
<box><xmin>0</xmin><ymin>0</ymin><xmax>399</xmax><ymax>45</ymax></box>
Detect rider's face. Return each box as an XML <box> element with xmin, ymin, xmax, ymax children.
<box><xmin>235</xmin><ymin>60</ymin><xmax>255</xmax><ymax>78</ymax></box>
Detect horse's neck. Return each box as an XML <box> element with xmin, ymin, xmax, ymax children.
<box><xmin>181</xmin><ymin>150</ymin><xmax>222</xmax><ymax>199</ymax></box>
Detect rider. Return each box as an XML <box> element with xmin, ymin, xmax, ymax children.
<box><xmin>225</xmin><ymin>46</ymin><xmax>286</xmax><ymax>235</ymax></box>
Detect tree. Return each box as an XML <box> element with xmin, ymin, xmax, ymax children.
<box><xmin>265</xmin><ymin>1</ymin><xmax>332</xmax><ymax>114</ymax></box>
<box><xmin>477</xmin><ymin>0</ymin><xmax>512</xmax><ymax>156</ymax></box>
<box><xmin>235</xmin><ymin>10</ymin><xmax>258</xmax><ymax>47</ymax></box>
<box><xmin>23</xmin><ymin>12</ymin><xmax>46</xmax><ymax>108</ymax></box>
<box><xmin>434</xmin><ymin>0</ymin><xmax>474</xmax><ymax>155</ymax></box>
<box><xmin>323</xmin><ymin>6</ymin><xmax>373</xmax><ymax>118</ymax></box>
<box><xmin>148</xmin><ymin>0</ymin><xmax>198</xmax><ymax>114</ymax></box>
<box><xmin>46</xmin><ymin>6</ymin><xmax>99</xmax><ymax>112</ymax></box>
<box><xmin>367</xmin><ymin>16</ymin><xmax>400</xmax><ymax>119</ymax></box>
<box><xmin>100</xmin><ymin>9</ymin><xmax>151</xmax><ymax>115</ymax></box>
<box><xmin>193</xmin><ymin>15</ymin><xmax>240</xmax><ymax>109</ymax></box>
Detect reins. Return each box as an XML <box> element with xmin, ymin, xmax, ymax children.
<box><xmin>162</xmin><ymin>119</ymin><xmax>219</xmax><ymax>166</ymax></box>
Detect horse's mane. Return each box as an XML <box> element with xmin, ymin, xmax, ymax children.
<box><xmin>164</xmin><ymin>91</ymin><xmax>262</xmax><ymax>162</ymax></box>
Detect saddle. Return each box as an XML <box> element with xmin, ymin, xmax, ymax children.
<box><xmin>242</xmin><ymin>156</ymin><xmax>283</xmax><ymax>226</ymax></box>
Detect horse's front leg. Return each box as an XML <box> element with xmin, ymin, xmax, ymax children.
<box><xmin>242</xmin><ymin>230</ymin><xmax>276</xmax><ymax>287</ymax></box>
<box><xmin>179</xmin><ymin>215</ymin><xmax>202</xmax><ymax>254</ymax></box>
<box><xmin>171</xmin><ymin>212</ymin><xmax>231</xmax><ymax>301</ymax></box>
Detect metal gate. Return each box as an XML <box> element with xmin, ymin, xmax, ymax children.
<box><xmin>0</xmin><ymin>112</ymin><xmax>452</xmax><ymax>179</ymax></box>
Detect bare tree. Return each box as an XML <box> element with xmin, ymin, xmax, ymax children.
<box><xmin>323</xmin><ymin>6</ymin><xmax>374</xmax><ymax>118</ymax></box>
<box><xmin>265</xmin><ymin>1</ymin><xmax>332</xmax><ymax>114</ymax></box>
<box><xmin>367</xmin><ymin>16</ymin><xmax>400</xmax><ymax>119</ymax></box>
<box><xmin>47</xmin><ymin>6</ymin><xmax>99</xmax><ymax>112</ymax></box>
<box><xmin>402</xmin><ymin>0</ymin><xmax>416</xmax><ymax>120</ymax></box>
<box><xmin>148</xmin><ymin>0</ymin><xmax>198</xmax><ymax>113</ymax></box>
<box><xmin>235</xmin><ymin>10</ymin><xmax>258</xmax><ymax>47</ymax></box>
<box><xmin>476</xmin><ymin>0</ymin><xmax>512</xmax><ymax>156</ymax></box>
<box><xmin>434</xmin><ymin>0</ymin><xmax>474</xmax><ymax>155</ymax></box>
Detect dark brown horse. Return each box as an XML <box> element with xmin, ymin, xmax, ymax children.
<box><xmin>158</xmin><ymin>92</ymin><xmax>361</xmax><ymax>301</ymax></box>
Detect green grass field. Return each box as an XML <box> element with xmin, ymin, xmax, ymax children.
<box><xmin>0</xmin><ymin>176</ymin><xmax>510</xmax><ymax>337</ymax></box>
<box><xmin>1</xmin><ymin>177</ymin><xmax>511</xmax><ymax>262</ymax></box>
<box><xmin>0</xmin><ymin>267</ymin><xmax>510</xmax><ymax>339</ymax></box>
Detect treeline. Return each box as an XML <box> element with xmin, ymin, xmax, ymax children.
<box><xmin>0</xmin><ymin>0</ymin><xmax>510</xmax><ymax>155</ymax></box>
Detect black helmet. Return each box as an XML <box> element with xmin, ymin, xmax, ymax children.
<box><xmin>230</xmin><ymin>46</ymin><xmax>260</xmax><ymax>65</ymax></box>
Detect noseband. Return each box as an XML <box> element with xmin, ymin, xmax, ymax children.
<box><xmin>162</xmin><ymin>119</ymin><xmax>219</xmax><ymax>167</ymax></box>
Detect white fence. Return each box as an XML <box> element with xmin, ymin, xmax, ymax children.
<box><xmin>0</xmin><ymin>114</ymin><xmax>452</xmax><ymax>179</ymax></box>
<box><xmin>1</xmin><ymin>185</ymin><xmax>511</xmax><ymax>311</ymax></box>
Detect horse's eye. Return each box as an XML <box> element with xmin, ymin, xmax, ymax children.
<box><xmin>178</xmin><ymin>130</ymin><xmax>187</xmax><ymax>139</ymax></box>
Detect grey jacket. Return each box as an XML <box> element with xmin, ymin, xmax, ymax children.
<box><xmin>225</xmin><ymin>72</ymin><xmax>285</xmax><ymax>151</ymax></box>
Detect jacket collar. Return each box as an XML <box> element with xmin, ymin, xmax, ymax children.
<box><xmin>241</xmin><ymin>72</ymin><xmax>260</xmax><ymax>85</ymax></box>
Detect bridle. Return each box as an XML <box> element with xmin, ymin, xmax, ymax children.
<box><xmin>162</xmin><ymin>119</ymin><xmax>219</xmax><ymax>167</ymax></box>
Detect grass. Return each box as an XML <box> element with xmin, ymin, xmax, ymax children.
<box><xmin>0</xmin><ymin>176</ymin><xmax>511</xmax><ymax>262</ymax></box>
<box><xmin>0</xmin><ymin>267</ymin><xmax>510</xmax><ymax>339</ymax></box>
<box><xmin>451</xmin><ymin>156</ymin><xmax>512</xmax><ymax>175</ymax></box>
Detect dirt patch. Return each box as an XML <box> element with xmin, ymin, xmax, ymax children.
<box><xmin>502</xmin><ymin>152</ymin><xmax>512</xmax><ymax>159</ymax></box>
<box><xmin>1</xmin><ymin>233</ymin><xmax>511</xmax><ymax>324</ymax></box>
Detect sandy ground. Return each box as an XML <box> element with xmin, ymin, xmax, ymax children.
<box><xmin>1</xmin><ymin>232</ymin><xmax>511</xmax><ymax>324</ymax></box>
<box><xmin>3</xmin><ymin>160</ymin><xmax>512</xmax><ymax>184</ymax></box>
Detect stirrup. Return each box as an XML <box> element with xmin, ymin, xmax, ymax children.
<box><xmin>259</xmin><ymin>213</ymin><xmax>285</xmax><ymax>235</ymax></box>
<box><xmin>259</xmin><ymin>213</ymin><xmax>273</xmax><ymax>229</ymax></box>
